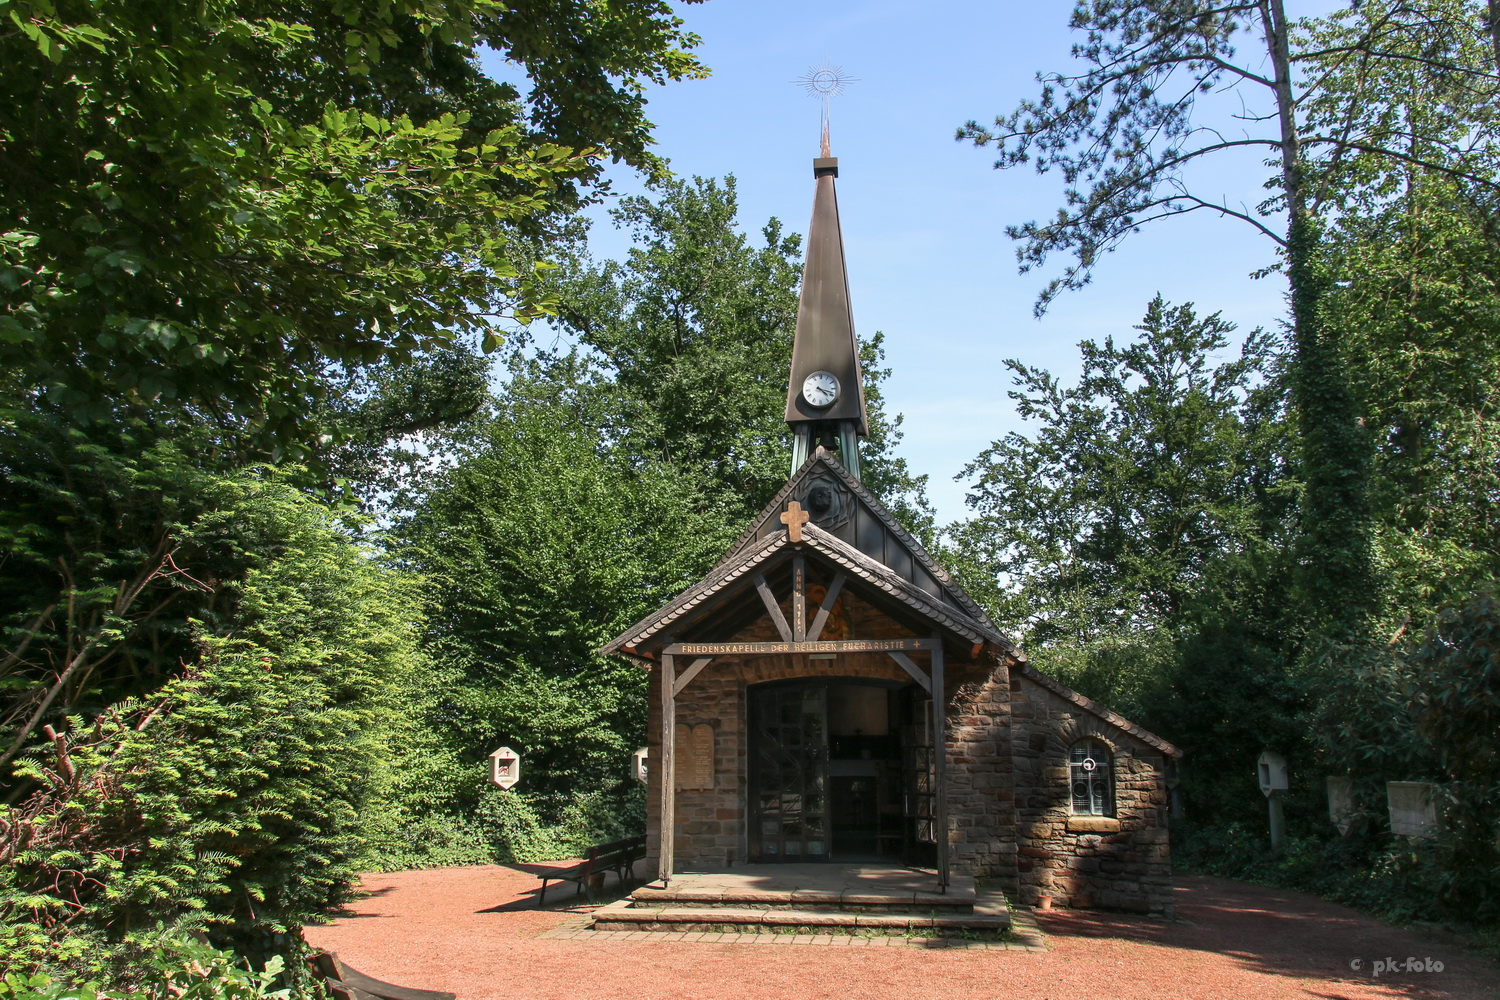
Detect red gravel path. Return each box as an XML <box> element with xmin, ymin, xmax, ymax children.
<box><xmin>304</xmin><ymin>866</ymin><xmax>1496</xmax><ymax>1000</ymax></box>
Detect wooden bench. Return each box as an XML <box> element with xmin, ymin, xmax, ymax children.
<box><xmin>535</xmin><ymin>834</ymin><xmax>647</xmax><ymax>907</ymax></box>
<box><xmin>311</xmin><ymin>950</ymin><xmax>455</xmax><ymax>1000</ymax></box>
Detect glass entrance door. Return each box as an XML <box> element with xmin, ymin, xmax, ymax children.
<box><xmin>749</xmin><ymin>685</ymin><xmax>829</xmax><ymax>861</ymax></box>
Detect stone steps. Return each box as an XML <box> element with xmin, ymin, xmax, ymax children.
<box><xmin>592</xmin><ymin>902</ymin><xmax>1010</xmax><ymax>935</ymax></box>
<box><xmin>627</xmin><ymin>883</ymin><xmax>976</xmax><ymax>913</ymax></box>
<box><xmin>590</xmin><ymin>877</ymin><xmax>1012</xmax><ymax>937</ymax></box>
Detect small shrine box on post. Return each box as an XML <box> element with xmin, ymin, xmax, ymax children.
<box><xmin>1258</xmin><ymin>751</ymin><xmax>1288</xmax><ymax>849</ymax></box>
<box><xmin>1258</xmin><ymin>751</ymin><xmax>1288</xmax><ymax>796</ymax></box>
<box><xmin>489</xmin><ymin>746</ymin><xmax>521</xmax><ymax>790</ymax></box>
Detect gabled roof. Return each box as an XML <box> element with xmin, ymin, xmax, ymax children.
<box><xmin>718</xmin><ymin>448</ymin><xmax>993</xmax><ymax>626</ymax></box>
<box><xmin>598</xmin><ymin>458</ymin><xmax>1181</xmax><ymax>758</ymax></box>
<box><xmin>601</xmin><ymin>523</ymin><xmax>1013</xmax><ymax>658</ymax></box>
<box><xmin>1018</xmin><ymin>664</ymin><xmax>1183</xmax><ymax>759</ymax></box>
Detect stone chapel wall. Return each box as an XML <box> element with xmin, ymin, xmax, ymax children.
<box><xmin>1008</xmin><ymin>672</ymin><xmax>1174</xmax><ymax>916</ymax></box>
<box><xmin>942</xmin><ymin>662</ymin><xmax>1019</xmax><ymax>887</ymax></box>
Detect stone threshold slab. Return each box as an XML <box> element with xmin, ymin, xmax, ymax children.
<box><xmin>591</xmin><ymin>901</ymin><xmax>1010</xmax><ymax>932</ymax></box>
<box><xmin>631</xmin><ymin>879</ymin><xmax>977</xmax><ymax>911</ymax></box>
<box><xmin>540</xmin><ymin>925</ymin><xmax>1045</xmax><ymax>950</ymax></box>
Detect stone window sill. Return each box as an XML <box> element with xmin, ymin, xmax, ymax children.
<box><xmin>1068</xmin><ymin>816</ymin><xmax>1121</xmax><ymax>833</ymax></box>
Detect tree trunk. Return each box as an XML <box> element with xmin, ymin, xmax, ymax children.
<box><xmin>1488</xmin><ymin>0</ymin><xmax>1500</xmax><ymax>75</ymax></box>
<box><xmin>1262</xmin><ymin>0</ymin><xmax>1374</xmax><ymax>638</ymax></box>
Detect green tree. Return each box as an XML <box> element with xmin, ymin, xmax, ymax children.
<box><xmin>951</xmin><ymin>297</ymin><xmax>1284</xmax><ymax>710</ymax></box>
<box><xmin>315</xmin><ymin>347</ymin><xmax>492</xmax><ymax>509</ymax></box>
<box><xmin>0</xmin><ymin>414</ymin><xmax>223</xmax><ymax>775</ymax></box>
<box><xmin>0</xmin><ymin>0</ymin><xmax>710</xmax><ymax>800</ymax></box>
<box><xmin>391</xmin><ymin>357</ymin><xmax>733</xmax><ymax>809</ymax></box>
<box><xmin>0</xmin><ymin>0</ymin><xmax>705</xmax><ymax>459</ymax></box>
<box><xmin>550</xmin><ymin>174</ymin><xmax>933</xmax><ymax>525</ymax></box>
<box><xmin>958</xmin><ymin>0</ymin><xmax>1500</xmax><ymax>637</ymax></box>
<box><xmin>1</xmin><ymin>468</ymin><xmax>426</xmax><ymax>979</ymax></box>
<box><xmin>1411</xmin><ymin>591</ymin><xmax>1500</xmax><ymax>920</ymax></box>
<box><xmin>949</xmin><ymin>297</ymin><xmax>1312</xmax><ymax>826</ymax></box>
<box><xmin>1322</xmin><ymin>177</ymin><xmax>1500</xmax><ymax>624</ymax></box>
<box><xmin>549</xmin><ymin>175</ymin><xmax>804</xmax><ymax>516</ymax></box>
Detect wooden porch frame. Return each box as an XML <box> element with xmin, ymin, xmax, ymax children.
<box><xmin>656</xmin><ymin>629</ymin><xmax>951</xmax><ymax>891</ymax></box>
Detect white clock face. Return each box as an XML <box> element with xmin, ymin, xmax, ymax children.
<box><xmin>802</xmin><ymin>370</ymin><xmax>840</xmax><ymax>408</ymax></box>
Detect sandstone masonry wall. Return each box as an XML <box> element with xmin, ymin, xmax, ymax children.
<box><xmin>1008</xmin><ymin>672</ymin><xmax>1174</xmax><ymax>916</ymax></box>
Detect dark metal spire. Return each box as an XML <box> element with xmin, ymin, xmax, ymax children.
<box><xmin>784</xmin><ymin>145</ymin><xmax>869</xmax><ymax>475</ymax></box>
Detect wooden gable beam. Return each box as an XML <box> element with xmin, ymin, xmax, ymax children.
<box><xmin>792</xmin><ymin>556</ymin><xmax>807</xmax><ymax>641</ymax></box>
<box><xmin>805</xmin><ymin>571</ymin><xmax>847</xmax><ymax>642</ymax></box>
<box><xmin>754</xmin><ymin>573</ymin><xmax>794</xmax><ymax>643</ymax></box>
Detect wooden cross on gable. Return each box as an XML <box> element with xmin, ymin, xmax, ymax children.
<box><xmin>780</xmin><ymin>500</ymin><xmax>810</xmax><ymax>542</ymax></box>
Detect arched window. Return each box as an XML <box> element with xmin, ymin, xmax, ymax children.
<box><xmin>1070</xmin><ymin>739</ymin><xmax>1113</xmax><ymax>816</ymax></box>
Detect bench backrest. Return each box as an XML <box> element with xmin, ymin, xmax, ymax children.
<box><xmin>593</xmin><ymin>835</ymin><xmax>646</xmax><ymax>856</ymax></box>
<box><xmin>584</xmin><ymin>835</ymin><xmax>645</xmax><ymax>871</ymax></box>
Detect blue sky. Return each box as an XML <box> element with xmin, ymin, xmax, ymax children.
<box><xmin>495</xmin><ymin>1</ymin><xmax>1319</xmax><ymax>524</ymax></box>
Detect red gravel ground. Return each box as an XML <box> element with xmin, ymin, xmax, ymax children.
<box><xmin>304</xmin><ymin>865</ymin><xmax>1497</xmax><ymax>1000</ymax></box>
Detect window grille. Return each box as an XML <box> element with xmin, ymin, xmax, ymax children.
<box><xmin>1070</xmin><ymin>740</ymin><xmax>1113</xmax><ymax>816</ymax></box>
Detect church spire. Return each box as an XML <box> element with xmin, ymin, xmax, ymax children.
<box><xmin>784</xmin><ymin>143</ymin><xmax>869</xmax><ymax>477</ymax></box>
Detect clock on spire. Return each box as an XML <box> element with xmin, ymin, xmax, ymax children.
<box><xmin>785</xmin><ymin>68</ymin><xmax>869</xmax><ymax>478</ymax></box>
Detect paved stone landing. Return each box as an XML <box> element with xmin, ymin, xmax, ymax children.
<box><xmin>575</xmin><ymin>865</ymin><xmax>1034</xmax><ymax>943</ymax></box>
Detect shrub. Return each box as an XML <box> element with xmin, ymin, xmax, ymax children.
<box><xmin>0</xmin><ymin>471</ymin><xmax>428</xmax><ymax>980</ymax></box>
<box><xmin>0</xmin><ymin>937</ymin><xmax>297</xmax><ymax>1000</ymax></box>
<box><xmin>1177</xmin><ymin>821</ymin><xmax>1453</xmax><ymax>924</ymax></box>
<box><xmin>1409</xmin><ymin>591</ymin><xmax>1500</xmax><ymax>921</ymax></box>
<box><xmin>366</xmin><ymin>782</ymin><xmax>648</xmax><ymax>871</ymax></box>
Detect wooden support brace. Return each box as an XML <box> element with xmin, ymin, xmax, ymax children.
<box><xmin>887</xmin><ymin>650</ymin><xmax>932</xmax><ymax>694</ymax></box>
<box><xmin>671</xmin><ymin>657</ymin><xmax>713</xmax><ymax>697</ymax></box>
<box><xmin>754</xmin><ymin>573</ymin><xmax>794</xmax><ymax>643</ymax></box>
<box><xmin>806</xmin><ymin>572</ymin><xmax>847</xmax><ymax>642</ymax></box>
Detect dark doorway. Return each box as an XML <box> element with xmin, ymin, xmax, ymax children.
<box><xmin>750</xmin><ymin>680</ymin><xmax>926</xmax><ymax>863</ymax></box>
<box><xmin>748</xmin><ymin>684</ymin><xmax>829</xmax><ymax>861</ymax></box>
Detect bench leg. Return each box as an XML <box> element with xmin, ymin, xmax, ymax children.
<box><xmin>539</xmin><ymin>879</ymin><xmax>550</xmax><ymax>908</ymax></box>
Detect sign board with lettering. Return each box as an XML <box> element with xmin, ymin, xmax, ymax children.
<box><xmin>665</xmin><ymin>638</ymin><xmax>933</xmax><ymax>656</ymax></box>
<box><xmin>674</xmin><ymin>723</ymin><xmax>714</xmax><ymax>790</ymax></box>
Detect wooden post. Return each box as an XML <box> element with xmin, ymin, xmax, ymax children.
<box><xmin>660</xmin><ymin>653</ymin><xmax>676</xmax><ymax>885</ymax></box>
<box><xmin>930</xmin><ymin>635</ymin><xmax>949</xmax><ymax>891</ymax></box>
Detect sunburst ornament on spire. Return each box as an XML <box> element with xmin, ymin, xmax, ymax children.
<box><xmin>793</xmin><ymin>64</ymin><xmax>857</xmax><ymax>156</ymax></box>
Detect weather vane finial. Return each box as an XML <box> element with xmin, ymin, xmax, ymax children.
<box><xmin>793</xmin><ymin>64</ymin><xmax>857</xmax><ymax>157</ymax></box>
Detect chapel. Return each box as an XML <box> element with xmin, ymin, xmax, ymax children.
<box><xmin>600</xmin><ymin>143</ymin><xmax>1179</xmax><ymax>919</ymax></box>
